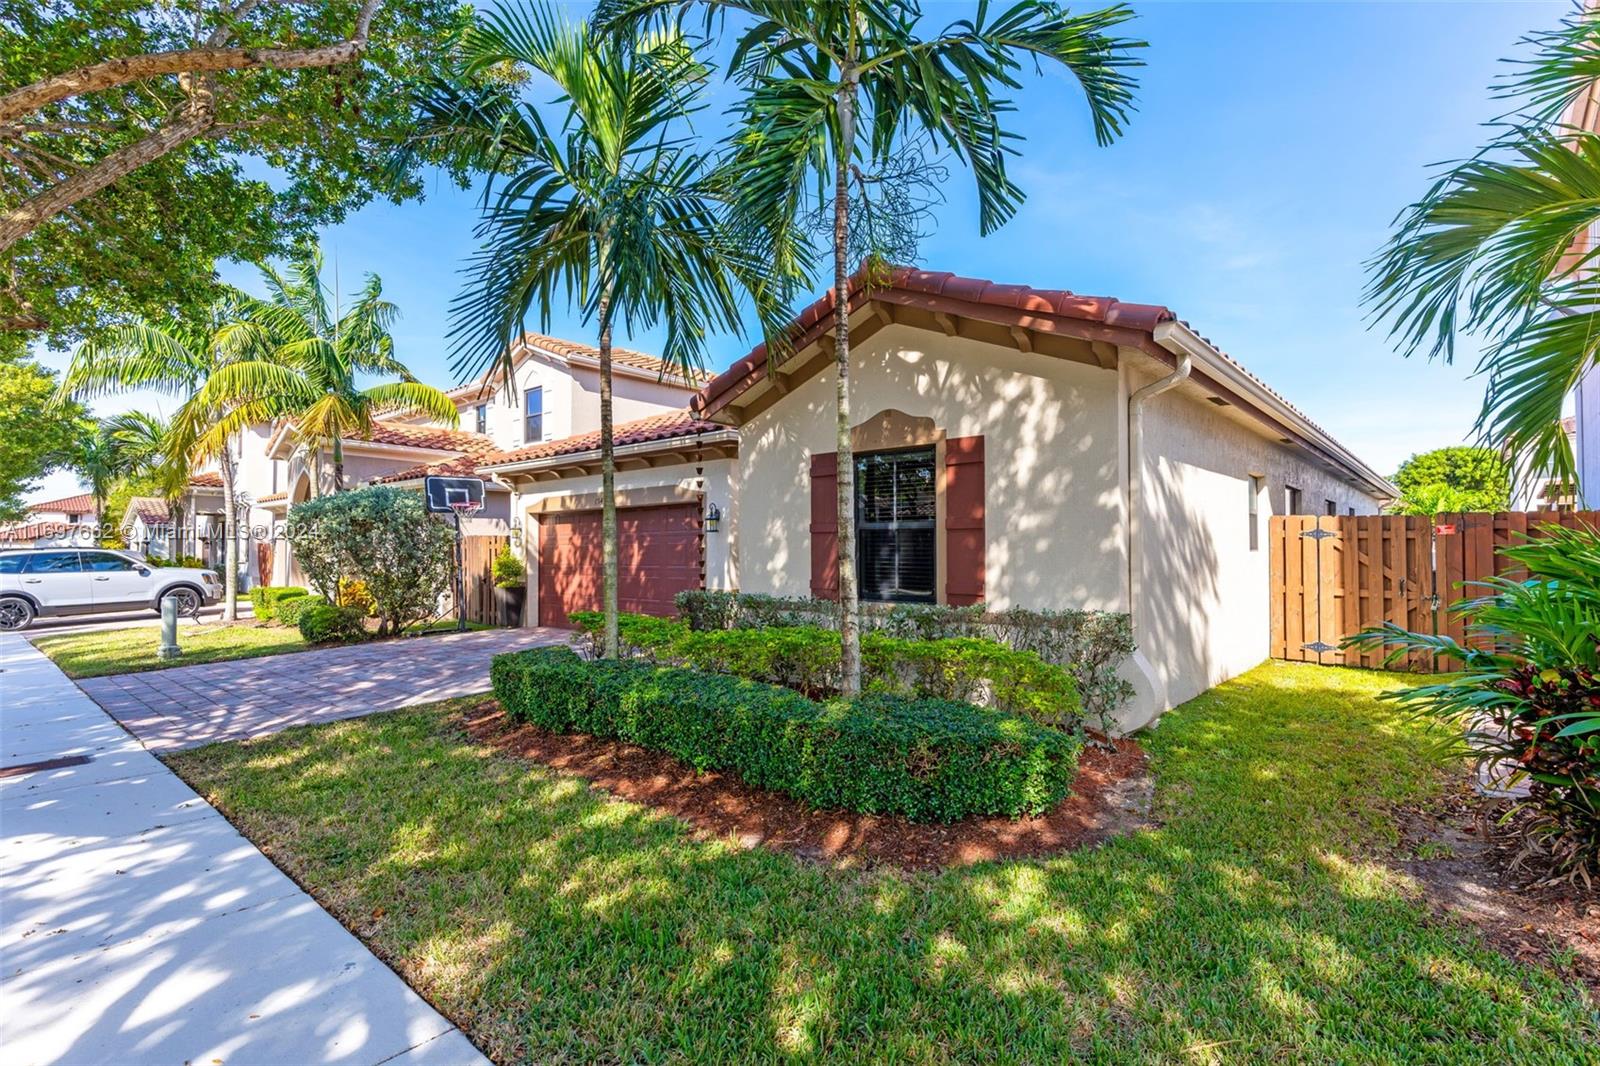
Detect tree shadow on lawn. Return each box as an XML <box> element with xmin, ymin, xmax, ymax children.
<box><xmin>167</xmin><ymin>663</ymin><xmax>1599</xmax><ymax>1064</ymax></box>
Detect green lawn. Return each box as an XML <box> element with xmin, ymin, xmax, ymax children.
<box><xmin>167</xmin><ymin>662</ymin><xmax>1598</xmax><ymax>1063</ymax></box>
<box><xmin>36</xmin><ymin>623</ymin><xmax>308</xmax><ymax>678</ymax></box>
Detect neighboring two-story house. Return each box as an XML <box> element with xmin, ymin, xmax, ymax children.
<box><xmin>222</xmin><ymin>332</ymin><xmax>703</xmax><ymax>586</ymax></box>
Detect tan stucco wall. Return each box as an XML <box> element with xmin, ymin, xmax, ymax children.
<box><xmin>568</xmin><ymin>366</ymin><xmax>700</xmax><ymax>436</ymax></box>
<box><xmin>453</xmin><ymin>353</ymin><xmax>697</xmax><ymax>451</ymax></box>
<box><xmin>1133</xmin><ymin>367</ymin><xmax>1383</xmax><ymax>714</ymax></box>
<box><xmin>737</xmin><ymin>324</ymin><xmax>1126</xmax><ymax>610</ymax></box>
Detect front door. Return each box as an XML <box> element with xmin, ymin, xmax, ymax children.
<box><xmin>20</xmin><ymin>550</ymin><xmax>92</xmax><ymax>610</ymax></box>
<box><xmin>81</xmin><ymin>550</ymin><xmax>151</xmax><ymax>609</ymax></box>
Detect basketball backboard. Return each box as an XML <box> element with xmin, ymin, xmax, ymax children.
<box><xmin>424</xmin><ymin>476</ymin><xmax>486</xmax><ymax>514</ymax></box>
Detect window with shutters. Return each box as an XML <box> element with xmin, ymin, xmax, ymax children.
<box><xmin>856</xmin><ymin>447</ymin><xmax>936</xmax><ymax>603</ymax></box>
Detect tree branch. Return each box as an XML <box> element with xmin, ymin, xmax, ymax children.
<box><xmin>0</xmin><ymin>0</ymin><xmax>382</xmax><ymax>125</ymax></box>
<box><xmin>0</xmin><ymin>0</ymin><xmax>384</xmax><ymax>255</ymax></box>
<box><xmin>0</xmin><ymin>101</ymin><xmax>215</xmax><ymax>254</ymax></box>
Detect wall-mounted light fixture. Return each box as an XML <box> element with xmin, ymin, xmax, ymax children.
<box><xmin>509</xmin><ymin>518</ymin><xmax>523</xmax><ymax>545</ymax></box>
<box><xmin>705</xmin><ymin>502</ymin><xmax>722</xmax><ymax>533</ymax></box>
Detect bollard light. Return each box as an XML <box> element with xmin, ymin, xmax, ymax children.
<box><xmin>157</xmin><ymin>597</ymin><xmax>182</xmax><ymax>660</ymax></box>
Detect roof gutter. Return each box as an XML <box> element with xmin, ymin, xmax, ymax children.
<box><xmin>1154</xmin><ymin>321</ymin><xmax>1397</xmax><ymax>498</ymax></box>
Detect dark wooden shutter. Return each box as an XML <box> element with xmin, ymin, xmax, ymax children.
<box><xmin>943</xmin><ymin>435</ymin><xmax>985</xmax><ymax>605</ymax></box>
<box><xmin>809</xmin><ymin>452</ymin><xmax>839</xmax><ymax>600</ymax></box>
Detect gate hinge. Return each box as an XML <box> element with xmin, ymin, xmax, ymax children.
<box><xmin>1301</xmin><ymin>641</ymin><xmax>1338</xmax><ymax>654</ymax></box>
<box><xmin>1300</xmin><ymin>528</ymin><xmax>1337</xmax><ymax>541</ymax></box>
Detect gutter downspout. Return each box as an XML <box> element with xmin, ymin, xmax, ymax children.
<box><xmin>1127</xmin><ymin>328</ymin><xmax>1192</xmax><ymax>639</ymax></box>
<box><xmin>1114</xmin><ymin>324</ymin><xmax>1191</xmax><ymax>733</ymax></box>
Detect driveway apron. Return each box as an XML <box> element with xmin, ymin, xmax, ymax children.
<box><xmin>0</xmin><ymin>634</ymin><xmax>493</xmax><ymax>1065</ymax></box>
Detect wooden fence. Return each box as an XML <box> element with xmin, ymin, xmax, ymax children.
<box><xmin>1269</xmin><ymin>510</ymin><xmax>1599</xmax><ymax>671</ymax></box>
<box><xmin>459</xmin><ymin>535</ymin><xmax>510</xmax><ymax>625</ymax></box>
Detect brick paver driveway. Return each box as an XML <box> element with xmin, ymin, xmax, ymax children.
<box><xmin>78</xmin><ymin>627</ymin><xmax>570</xmax><ymax>753</ymax></box>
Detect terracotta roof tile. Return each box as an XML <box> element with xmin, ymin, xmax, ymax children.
<box><xmin>25</xmin><ymin>493</ymin><xmax>97</xmax><ymax>515</ymax></box>
<box><xmin>478</xmin><ymin>410</ymin><xmax>725</xmax><ymax>469</ymax></box>
<box><xmin>188</xmin><ymin>471</ymin><xmax>223</xmax><ymax>488</ymax></box>
<box><xmin>0</xmin><ymin>521</ymin><xmax>81</xmax><ymax>541</ymax></box>
<box><xmin>369</xmin><ymin>453</ymin><xmax>496</xmax><ymax>485</ymax></box>
<box><xmin>353</xmin><ymin>421</ymin><xmax>499</xmax><ymax>455</ymax></box>
<box><xmin>126</xmin><ymin>496</ymin><xmax>170</xmax><ymax>525</ymax></box>
<box><xmin>257</xmin><ymin>491</ymin><xmax>288</xmax><ymax>504</ymax></box>
<box><xmin>449</xmin><ymin>333</ymin><xmax>709</xmax><ymax>399</ymax></box>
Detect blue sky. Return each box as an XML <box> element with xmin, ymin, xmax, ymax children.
<box><xmin>31</xmin><ymin>0</ymin><xmax>1570</xmax><ymax>500</ymax></box>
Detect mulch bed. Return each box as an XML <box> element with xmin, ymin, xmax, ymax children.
<box><xmin>457</xmin><ymin>701</ymin><xmax>1153</xmax><ymax>871</ymax></box>
<box><xmin>1391</xmin><ymin>783</ymin><xmax>1599</xmax><ymax>996</ymax></box>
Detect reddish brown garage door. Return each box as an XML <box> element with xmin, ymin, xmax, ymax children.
<box><xmin>537</xmin><ymin>503</ymin><xmax>703</xmax><ymax>627</ymax></box>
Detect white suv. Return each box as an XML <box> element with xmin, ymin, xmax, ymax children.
<box><xmin>0</xmin><ymin>548</ymin><xmax>220</xmax><ymax>631</ymax></box>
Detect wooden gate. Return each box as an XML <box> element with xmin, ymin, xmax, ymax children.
<box><xmin>460</xmin><ymin>535</ymin><xmax>510</xmax><ymax>625</ymax></box>
<box><xmin>1270</xmin><ymin>510</ymin><xmax>1599</xmax><ymax>671</ymax></box>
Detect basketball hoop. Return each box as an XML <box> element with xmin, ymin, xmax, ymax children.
<box><xmin>424</xmin><ymin>475</ymin><xmax>488</xmax><ymax>635</ymax></box>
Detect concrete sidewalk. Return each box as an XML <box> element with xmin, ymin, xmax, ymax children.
<box><xmin>0</xmin><ymin>635</ymin><xmax>489</xmax><ymax>1066</ymax></box>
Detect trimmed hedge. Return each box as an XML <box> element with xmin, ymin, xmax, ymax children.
<box><xmin>249</xmin><ymin>585</ymin><xmax>308</xmax><ymax>624</ymax></box>
<box><xmin>569</xmin><ymin>612</ymin><xmax>1081</xmax><ymax>730</ymax></box>
<box><xmin>273</xmin><ymin>594</ymin><xmax>326</xmax><ymax>628</ymax></box>
<box><xmin>674</xmin><ymin>591</ymin><xmax>1133</xmax><ymax>729</ymax></box>
<box><xmin>492</xmin><ymin>646</ymin><xmax>1079</xmax><ymax>821</ymax></box>
<box><xmin>298</xmin><ymin>601</ymin><xmax>369</xmax><ymax>644</ymax></box>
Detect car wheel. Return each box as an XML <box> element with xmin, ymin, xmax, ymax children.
<box><xmin>0</xmin><ymin>597</ymin><xmax>35</xmax><ymax>631</ymax></box>
<box><xmin>161</xmin><ymin>587</ymin><xmax>202</xmax><ymax>618</ymax></box>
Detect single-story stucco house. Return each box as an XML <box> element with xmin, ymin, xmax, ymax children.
<box><xmin>477</xmin><ymin>268</ymin><xmax>1396</xmax><ymax>731</ymax></box>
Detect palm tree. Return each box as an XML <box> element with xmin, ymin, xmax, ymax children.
<box><xmin>69</xmin><ymin>424</ymin><xmax>125</xmax><ymax>531</ymax></box>
<box><xmin>104</xmin><ymin>409</ymin><xmax>195</xmax><ymax>530</ymax></box>
<box><xmin>61</xmin><ymin>311</ymin><xmax>246</xmax><ymax>618</ymax></box>
<box><xmin>404</xmin><ymin>3</ymin><xmax>768</xmax><ymax>658</ymax></box>
<box><xmin>598</xmin><ymin>0</ymin><xmax>1144</xmax><ymax>691</ymax></box>
<box><xmin>1368</xmin><ymin>8</ymin><xmax>1600</xmax><ymax>498</ymax></box>
<box><xmin>194</xmin><ymin>240</ymin><xmax>460</xmax><ymax>493</ymax></box>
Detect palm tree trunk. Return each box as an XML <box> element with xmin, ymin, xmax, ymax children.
<box><xmin>331</xmin><ymin>436</ymin><xmax>345</xmax><ymax>492</ymax></box>
<box><xmin>219</xmin><ymin>443</ymin><xmax>238</xmax><ymax>623</ymax></box>
<box><xmin>834</xmin><ymin>69</ymin><xmax>861</xmax><ymax>695</ymax></box>
<box><xmin>598</xmin><ymin>280</ymin><xmax>620</xmax><ymax>660</ymax></box>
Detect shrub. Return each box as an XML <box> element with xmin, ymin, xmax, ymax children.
<box><xmin>492</xmin><ymin>545</ymin><xmax>526</xmax><ymax>589</ymax></box>
<box><xmin>672</xmin><ymin>591</ymin><xmax>1126</xmax><ymax>727</ymax></box>
<box><xmin>1348</xmin><ymin>523</ymin><xmax>1600</xmax><ymax>884</ymax></box>
<box><xmin>297</xmin><ymin>601</ymin><xmax>369</xmax><ymax>644</ymax></box>
<box><xmin>569</xmin><ymin>611</ymin><xmax>688</xmax><ymax>661</ymax></box>
<box><xmin>575</xmin><ymin>612</ymin><xmax>1081</xmax><ymax>729</ymax></box>
<box><xmin>249</xmin><ymin>585</ymin><xmax>308</xmax><ymax>623</ymax></box>
<box><xmin>150</xmin><ymin>554</ymin><xmax>208</xmax><ymax>569</ymax></box>
<box><xmin>273</xmin><ymin>594</ymin><xmax>326</xmax><ymax>628</ymax></box>
<box><xmin>492</xmin><ymin>647</ymin><xmax>1079</xmax><ymax>821</ymax></box>
<box><xmin>862</xmin><ymin>634</ymin><xmax>1081</xmax><ymax>730</ymax></box>
<box><xmin>288</xmin><ymin>486</ymin><xmax>454</xmax><ymax>636</ymax></box>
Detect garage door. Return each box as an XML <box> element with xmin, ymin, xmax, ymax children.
<box><xmin>537</xmin><ymin>503</ymin><xmax>703</xmax><ymax>627</ymax></box>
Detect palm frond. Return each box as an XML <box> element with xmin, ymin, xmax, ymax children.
<box><xmin>59</xmin><ymin>322</ymin><xmax>204</xmax><ymax>401</ymax></box>
<box><xmin>361</xmin><ymin>381</ymin><xmax>462</xmax><ymax>425</ymax></box>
